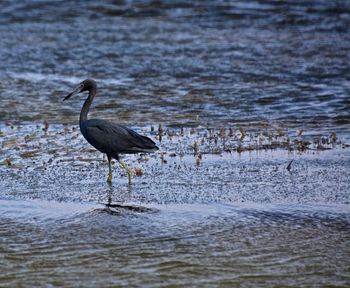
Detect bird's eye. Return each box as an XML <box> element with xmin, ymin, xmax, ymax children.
<box><xmin>80</xmin><ymin>84</ymin><xmax>84</xmax><ymax>89</ymax></box>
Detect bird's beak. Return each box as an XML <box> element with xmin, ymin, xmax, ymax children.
<box><xmin>63</xmin><ymin>86</ymin><xmax>81</xmax><ymax>101</ymax></box>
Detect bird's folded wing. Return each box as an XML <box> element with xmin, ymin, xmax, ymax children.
<box><xmin>84</xmin><ymin>120</ymin><xmax>157</xmax><ymax>154</ymax></box>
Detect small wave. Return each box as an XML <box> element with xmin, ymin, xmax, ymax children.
<box><xmin>0</xmin><ymin>199</ymin><xmax>98</xmax><ymax>223</ymax></box>
<box><xmin>5</xmin><ymin>71</ymin><xmax>131</xmax><ymax>86</ymax></box>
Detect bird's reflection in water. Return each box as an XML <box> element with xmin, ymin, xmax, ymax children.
<box><xmin>103</xmin><ymin>182</ymin><xmax>158</xmax><ymax>215</ymax></box>
<box><xmin>106</xmin><ymin>181</ymin><xmax>132</xmax><ymax>206</ymax></box>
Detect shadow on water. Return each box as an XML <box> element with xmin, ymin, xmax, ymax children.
<box><xmin>99</xmin><ymin>182</ymin><xmax>159</xmax><ymax>215</ymax></box>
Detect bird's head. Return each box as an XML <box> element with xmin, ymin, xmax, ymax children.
<box><xmin>63</xmin><ymin>79</ymin><xmax>96</xmax><ymax>101</ymax></box>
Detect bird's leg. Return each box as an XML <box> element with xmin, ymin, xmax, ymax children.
<box><xmin>107</xmin><ymin>181</ymin><xmax>112</xmax><ymax>205</ymax></box>
<box><xmin>107</xmin><ymin>155</ymin><xmax>113</xmax><ymax>183</ymax></box>
<box><xmin>118</xmin><ymin>159</ymin><xmax>133</xmax><ymax>185</ymax></box>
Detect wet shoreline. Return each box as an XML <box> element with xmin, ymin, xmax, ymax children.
<box><xmin>1</xmin><ymin>123</ymin><xmax>349</xmax><ymax>204</ymax></box>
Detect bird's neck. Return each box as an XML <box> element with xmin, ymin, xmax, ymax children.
<box><xmin>79</xmin><ymin>87</ymin><xmax>96</xmax><ymax>126</ymax></box>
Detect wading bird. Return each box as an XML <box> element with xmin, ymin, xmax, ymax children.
<box><xmin>63</xmin><ymin>79</ymin><xmax>158</xmax><ymax>185</ymax></box>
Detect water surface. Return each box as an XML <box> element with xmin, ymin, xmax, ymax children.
<box><xmin>1</xmin><ymin>200</ymin><xmax>349</xmax><ymax>287</ymax></box>
<box><xmin>1</xmin><ymin>1</ymin><xmax>350</xmax><ymax>287</ymax></box>
<box><xmin>0</xmin><ymin>0</ymin><xmax>349</xmax><ymax>133</ymax></box>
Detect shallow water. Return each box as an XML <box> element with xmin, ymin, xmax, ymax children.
<box><xmin>1</xmin><ymin>123</ymin><xmax>349</xmax><ymax>287</ymax></box>
<box><xmin>1</xmin><ymin>124</ymin><xmax>349</xmax><ymax>204</ymax></box>
<box><xmin>1</xmin><ymin>0</ymin><xmax>350</xmax><ymax>287</ymax></box>
<box><xmin>1</xmin><ymin>200</ymin><xmax>350</xmax><ymax>287</ymax></box>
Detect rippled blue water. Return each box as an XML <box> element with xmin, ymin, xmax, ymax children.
<box><xmin>0</xmin><ymin>0</ymin><xmax>349</xmax><ymax>133</ymax></box>
<box><xmin>1</xmin><ymin>199</ymin><xmax>349</xmax><ymax>287</ymax></box>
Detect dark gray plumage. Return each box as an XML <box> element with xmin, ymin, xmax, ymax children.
<box><xmin>64</xmin><ymin>79</ymin><xmax>158</xmax><ymax>184</ymax></box>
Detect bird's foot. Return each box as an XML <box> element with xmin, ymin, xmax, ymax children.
<box><xmin>107</xmin><ymin>174</ymin><xmax>112</xmax><ymax>183</ymax></box>
<box><xmin>118</xmin><ymin>159</ymin><xmax>133</xmax><ymax>185</ymax></box>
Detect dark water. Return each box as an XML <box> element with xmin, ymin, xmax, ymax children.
<box><xmin>0</xmin><ymin>0</ymin><xmax>349</xmax><ymax>131</ymax></box>
<box><xmin>1</xmin><ymin>1</ymin><xmax>350</xmax><ymax>287</ymax></box>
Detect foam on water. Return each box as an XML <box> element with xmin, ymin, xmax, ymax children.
<box><xmin>4</xmin><ymin>71</ymin><xmax>132</xmax><ymax>86</ymax></box>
